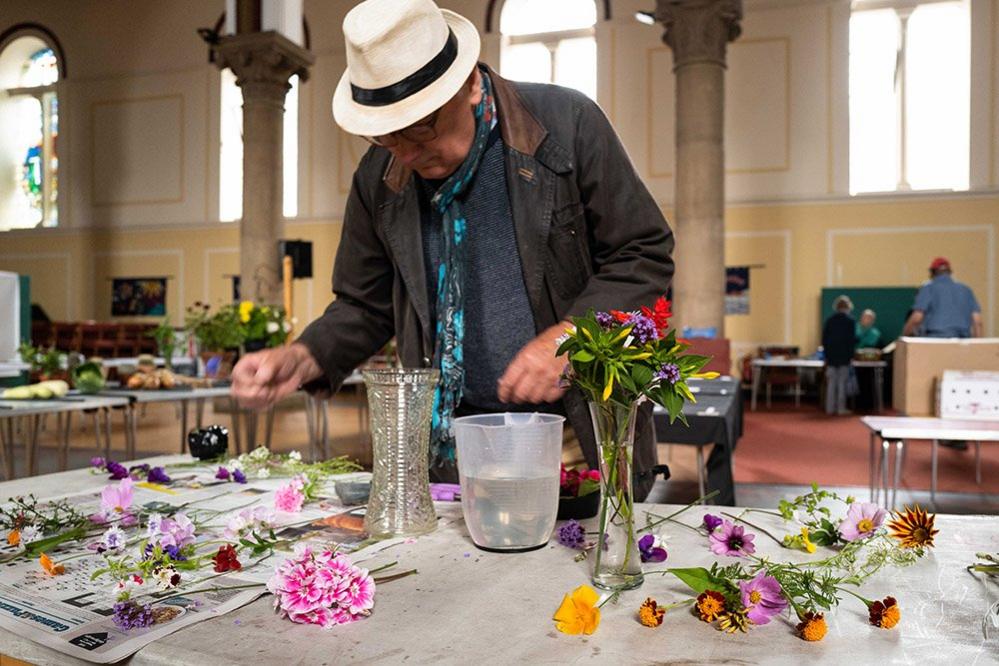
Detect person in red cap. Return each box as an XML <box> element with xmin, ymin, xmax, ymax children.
<box><xmin>902</xmin><ymin>257</ymin><xmax>983</xmax><ymax>338</ymax></box>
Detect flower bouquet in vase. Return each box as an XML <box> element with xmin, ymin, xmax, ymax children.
<box><xmin>557</xmin><ymin>296</ymin><xmax>715</xmax><ymax>591</ymax></box>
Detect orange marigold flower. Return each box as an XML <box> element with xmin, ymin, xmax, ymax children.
<box><xmin>638</xmin><ymin>598</ymin><xmax>666</xmax><ymax>628</ymax></box>
<box><xmin>887</xmin><ymin>505</ymin><xmax>938</xmax><ymax>549</ymax></box>
<box><xmin>869</xmin><ymin>596</ymin><xmax>900</xmax><ymax>629</ymax></box>
<box><xmin>796</xmin><ymin>612</ymin><xmax>827</xmax><ymax>641</ymax></box>
<box><xmin>696</xmin><ymin>590</ymin><xmax>726</xmax><ymax>622</ymax></box>
<box><xmin>39</xmin><ymin>553</ymin><xmax>65</xmax><ymax>576</ymax></box>
<box><xmin>7</xmin><ymin>530</ymin><xmax>20</xmax><ymax>547</ymax></box>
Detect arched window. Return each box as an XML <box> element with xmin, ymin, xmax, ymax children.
<box><xmin>0</xmin><ymin>31</ymin><xmax>61</xmax><ymax>230</ymax></box>
<box><xmin>219</xmin><ymin>72</ymin><xmax>299</xmax><ymax>222</ymax></box>
<box><xmin>499</xmin><ymin>0</ymin><xmax>597</xmax><ymax>100</ymax></box>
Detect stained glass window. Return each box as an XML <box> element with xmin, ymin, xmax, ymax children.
<box><xmin>500</xmin><ymin>0</ymin><xmax>597</xmax><ymax>101</ymax></box>
<box><xmin>0</xmin><ymin>38</ymin><xmax>59</xmax><ymax>230</ymax></box>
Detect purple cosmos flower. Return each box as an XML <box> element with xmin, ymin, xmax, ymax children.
<box><xmin>638</xmin><ymin>534</ymin><xmax>668</xmax><ymax>563</ymax></box>
<box><xmin>147</xmin><ymin>467</ymin><xmax>171</xmax><ymax>484</ymax></box>
<box><xmin>112</xmin><ymin>601</ymin><xmax>154</xmax><ymax>631</ymax></box>
<box><xmin>215</xmin><ymin>466</ymin><xmax>230</xmax><ymax>480</ymax></box>
<box><xmin>838</xmin><ymin>502</ymin><xmax>886</xmax><ymax>542</ymax></box>
<box><xmin>625</xmin><ymin>313</ymin><xmax>660</xmax><ymax>344</ymax></box>
<box><xmin>232</xmin><ymin>468</ymin><xmax>247</xmax><ymax>484</ymax></box>
<box><xmin>709</xmin><ymin>520</ymin><xmax>756</xmax><ymax>557</ymax></box>
<box><xmin>738</xmin><ymin>571</ymin><xmax>787</xmax><ymax>625</ymax></box>
<box><xmin>90</xmin><ymin>456</ymin><xmax>106</xmax><ymax>470</ymax></box>
<box><xmin>655</xmin><ymin>363</ymin><xmax>681</xmax><ymax>385</ymax></box>
<box><xmin>703</xmin><ymin>513</ymin><xmax>723</xmax><ymax>533</ymax></box>
<box><xmin>557</xmin><ymin>520</ymin><xmax>586</xmax><ymax>549</ymax></box>
<box><xmin>106</xmin><ymin>461</ymin><xmax>129</xmax><ymax>480</ymax></box>
<box><xmin>595</xmin><ymin>311</ymin><xmax>615</xmax><ymax>329</ymax></box>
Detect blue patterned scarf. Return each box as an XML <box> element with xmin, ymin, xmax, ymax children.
<box><xmin>429</xmin><ymin>68</ymin><xmax>498</xmax><ymax>465</ymax></box>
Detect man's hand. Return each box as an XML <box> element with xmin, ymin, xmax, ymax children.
<box><xmin>497</xmin><ymin>322</ymin><xmax>571</xmax><ymax>405</ymax></box>
<box><xmin>230</xmin><ymin>342</ymin><xmax>323</xmax><ymax>409</ymax></box>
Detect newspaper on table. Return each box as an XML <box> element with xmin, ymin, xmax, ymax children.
<box><xmin>0</xmin><ymin>469</ymin><xmax>399</xmax><ymax>663</ymax></box>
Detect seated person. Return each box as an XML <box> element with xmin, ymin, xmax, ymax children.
<box><xmin>856</xmin><ymin>309</ymin><xmax>881</xmax><ymax>348</ymax></box>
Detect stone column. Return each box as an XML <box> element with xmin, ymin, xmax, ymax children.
<box><xmin>214</xmin><ymin>32</ymin><xmax>313</xmax><ymax>304</ymax></box>
<box><xmin>655</xmin><ymin>0</ymin><xmax>741</xmax><ymax>335</ymax></box>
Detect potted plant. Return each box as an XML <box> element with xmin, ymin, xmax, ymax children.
<box><xmin>185</xmin><ymin>302</ymin><xmax>245</xmax><ymax>378</ymax></box>
<box><xmin>18</xmin><ymin>342</ymin><xmax>67</xmax><ymax>382</ymax></box>
<box><xmin>557</xmin><ymin>464</ymin><xmax>601</xmax><ymax>520</ymax></box>
<box><xmin>238</xmin><ymin>301</ymin><xmax>290</xmax><ymax>352</ymax></box>
<box><xmin>146</xmin><ymin>317</ymin><xmax>181</xmax><ymax>370</ymax></box>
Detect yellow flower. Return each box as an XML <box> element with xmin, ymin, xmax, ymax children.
<box><xmin>638</xmin><ymin>598</ymin><xmax>665</xmax><ymax>627</ymax></box>
<box><xmin>718</xmin><ymin>607</ymin><xmax>752</xmax><ymax>633</ymax></box>
<box><xmin>553</xmin><ymin>585</ymin><xmax>601</xmax><ymax>635</ymax></box>
<box><xmin>692</xmin><ymin>371</ymin><xmax>721</xmax><ymax>379</ymax></box>
<box><xmin>39</xmin><ymin>553</ymin><xmax>65</xmax><ymax>576</ymax></box>
<box><xmin>602</xmin><ymin>373</ymin><xmax>614</xmax><ymax>402</ymax></box>
<box><xmin>238</xmin><ymin>300</ymin><xmax>254</xmax><ymax>323</ymax></box>
<box><xmin>887</xmin><ymin>505</ymin><xmax>938</xmax><ymax>549</ymax></box>
<box><xmin>7</xmin><ymin>530</ymin><xmax>19</xmax><ymax>547</ymax></box>
<box><xmin>801</xmin><ymin>527</ymin><xmax>816</xmax><ymax>554</ymax></box>
<box><xmin>796</xmin><ymin>612</ymin><xmax>827</xmax><ymax>641</ymax></box>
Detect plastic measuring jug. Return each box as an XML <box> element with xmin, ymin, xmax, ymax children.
<box><xmin>454</xmin><ymin>412</ymin><xmax>565</xmax><ymax>551</ymax></box>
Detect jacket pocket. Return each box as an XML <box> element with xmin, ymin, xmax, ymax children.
<box><xmin>547</xmin><ymin>203</ymin><xmax>591</xmax><ymax>300</ymax></box>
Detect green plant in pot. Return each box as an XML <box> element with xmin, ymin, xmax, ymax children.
<box><xmin>238</xmin><ymin>301</ymin><xmax>290</xmax><ymax>352</ymax></box>
<box><xmin>18</xmin><ymin>343</ymin><xmax>67</xmax><ymax>382</ymax></box>
<box><xmin>185</xmin><ymin>302</ymin><xmax>245</xmax><ymax>378</ymax></box>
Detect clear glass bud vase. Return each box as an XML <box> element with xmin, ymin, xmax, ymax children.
<box><xmin>589</xmin><ymin>400</ymin><xmax>644</xmax><ymax>591</ymax></box>
<box><xmin>362</xmin><ymin>368</ymin><xmax>439</xmax><ymax>538</ymax></box>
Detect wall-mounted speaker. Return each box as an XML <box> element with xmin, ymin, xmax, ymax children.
<box><xmin>279</xmin><ymin>240</ymin><xmax>313</xmax><ymax>279</ymax></box>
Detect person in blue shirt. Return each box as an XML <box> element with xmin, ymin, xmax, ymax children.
<box><xmin>902</xmin><ymin>257</ymin><xmax>983</xmax><ymax>338</ymax></box>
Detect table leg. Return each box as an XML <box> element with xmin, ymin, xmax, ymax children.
<box><xmin>59</xmin><ymin>411</ymin><xmax>72</xmax><ymax>471</ymax></box>
<box><xmin>180</xmin><ymin>400</ymin><xmax>189</xmax><ymax>454</ymax></box>
<box><xmin>196</xmin><ymin>399</ymin><xmax>205</xmax><ymax>429</ymax></box>
<box><xmin>931</xmin><ymin>439</ymin><xmax>938</xmax><ymax>508</ymax></box>
<box><xmin>92</xmin><ymin>412</ymin><xmax>102</xmax><ymax>457</ymax></box>
<box><xmin>975</xmin><ymin>441</ymin><xmax>982</xmax><ymax>485</ymax></box>
<box><xmin>751</xmin><ymin>366</ymin><xmax>760</xmax><ymax>411</ymax></box>
<box><xmin>105</xmin><ymin>408</ymin><xmax>113</xmax><ymax>459</ymax></box>
<box><xmin>0</xmin><ymin>419</ymin><xmax>14</xmax><ymax>480</ymax></box>
<box><xmin>875</xmin><ymin>367</ymin><xmax>884</xmax><ymax>413</ymax></box>
<box><xmin>695</xmin><ymin>444</ymin><xmax>707</xmax><ymax>499</ymax></box>
<box><xmin>229</xmin><ymin>398</ymin><xmax>242</xmax><ymax>455</ymax></box>
<box><xmin>794</xmin><ymin>368</ymin><xmax>801</xmax><ymax>409</ymax></box>
<box><xmin>891</xmin><ymin>440</ymin><xmax>903</xmax><ymax>511</ymax></box>
<box><xmin>868</xmin><ymin>431</ymin><xmax>877</xmax><ymax>502</ymax></box>
<box><xmin>265</xmin><ymin>408</ymin><xmax>274</xmax><ymax>449</ymax></box>
<box><xmin>880</xmin><ymin>440</ymin><xmax>890</xmax><ymax>507</ymax></box>
<box><xmin>28</xmin><ymin>413</ymin><xmax>41</xmax><ymax>477</ymax></box>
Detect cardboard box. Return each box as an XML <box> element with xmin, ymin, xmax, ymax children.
<box><xmin>893</xmin><ymin>337</ymin><xmax>999</xmax><ymax>416</ymax></box>
<box><xmin>938</xmin><ymin>370</ymin><xmax>999</xmax><ymax>420</ymax></box>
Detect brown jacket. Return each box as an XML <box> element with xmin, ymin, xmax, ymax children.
<box><xmin>298</xmin><ymin>66</ymin><xmax>674</xmax><ymax>500</ymax></box>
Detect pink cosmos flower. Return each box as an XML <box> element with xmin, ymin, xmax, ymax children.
<box><xmin>838</xmin><ymin>502</ymin><xmax>886</xmax><ymax>542</ymax></box>
<box><xmin>267</xmin><ymin>544</ymin><xmax>376</xmax><ymax>628</ymax></box>
<box><xmin>709</xmin><ymin>520</ymin><xmax>756</xmax><ymax>557</ymax></box>
<box><xmin>738</xmin><ymin>571</ymin><xmax>787</xmax><ymax>625</ymax></box>
<box><xmin>101</xmin><ymin>477</ymin><xmax>134</xmax><ymax>516</ymax></box>
<box><xmin>156</xmin><ymin>513</ymin><xmax>196</xmax><ymax>549</ymax></box>
<box><xmin>274</xmin><ymin>482</ymin><xmax>306</xmax><ymax>513</ymax></box>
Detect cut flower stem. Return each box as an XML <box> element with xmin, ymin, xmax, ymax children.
<box><xmin>641</xmin><ymin>490</ymin><xmax>719</xmax><ymax>533</ymax></box>
<box><xmin>721</xmin><ymin>511</ymin><xmax>783</xmax><ymax>546</ymax></box>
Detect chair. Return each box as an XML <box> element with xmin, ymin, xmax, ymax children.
<box><xmin>51</xmin><ymin>321</ymin><xmax>81</xmax><ymax>353</ymax></box>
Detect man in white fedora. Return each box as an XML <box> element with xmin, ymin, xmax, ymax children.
<box><xmin>232</xmin><ymin>0</ymin><xmax>675</xmax><ymax>501</ymax></box>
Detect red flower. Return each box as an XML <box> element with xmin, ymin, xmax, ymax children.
<box><xmin>641</xmin><ymin>296</ymin><xmax>673</xmax><ymax>333</ymax></box>
<box><xmin>213</xmin><ymin>544</ymin><xmax>241</xmax><ymax>573</ymax></box>
<box><xmin>609</xmin><ymin>310</ymin><xmax>631</xmax><ymax>324</ymax></box>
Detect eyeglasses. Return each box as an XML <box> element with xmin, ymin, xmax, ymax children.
<box><xmin>363</xmin><ymin>108</ymin><xmax>442</xmax><ymax>147</ymax></box>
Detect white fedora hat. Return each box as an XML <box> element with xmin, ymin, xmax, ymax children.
<box><xmin>332</xmin><ymin>0</ymin><xmax>481</xmax><ymax>137</ymax></box>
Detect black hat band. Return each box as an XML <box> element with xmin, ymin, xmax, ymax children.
<box><xmin>351</xmin><ymin>29</ymin><xmax>458</xmax><ymax>107</ymax></box>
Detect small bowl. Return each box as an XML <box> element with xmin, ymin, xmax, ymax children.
<box><xmin>335</xmin><ymin>480</ymin><xmax>371</xmax><ymax>505</ymax></box>
<box><xmin>557</xmin><ymin>492</ymin><xmax>600</xmax><ymax>520</ymax></box>
<box><xmin>188</xmin><ymin>425</ymin><xmax>229</xmax><ymax>460</ymax></box>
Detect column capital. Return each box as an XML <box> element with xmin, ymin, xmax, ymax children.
<box><xmin>655</xmin><ymin>0</ymin><xmax>743</xmax><ymax>70</ymax></box>
<box><xmin>214</xmin><ymin>31</ymin><xmax>315</xmax><ymax>102</ymax></box>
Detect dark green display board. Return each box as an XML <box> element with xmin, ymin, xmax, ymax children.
<box><xmin>20</xmin><ymin>275</ymin><xmax>30</xmax><ymax>344</ymax></box>
<box><xmin>820</xmin><ymin>286</ymin><xmax>919</xmax><ymax>346</ymax></box>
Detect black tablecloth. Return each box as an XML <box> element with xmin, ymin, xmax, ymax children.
<box><xmin>653</xmin><ymin>380</ymin><xmax>742</xmax><ymax>505</ymax></box>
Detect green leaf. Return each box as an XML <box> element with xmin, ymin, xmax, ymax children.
<box><xmin>571</xmin><ymin>350</ymin><xmax>595</xmax><ymax>363</ymax></box>
<box><xmin>632</xmin><ymin>364</ymin><xmax>653</xmax><ymax>387</ymax></box>
<box><xmin>669</xmin><ymin>567</ymin><xmax>724</xmax><ymax>595</ymax></box>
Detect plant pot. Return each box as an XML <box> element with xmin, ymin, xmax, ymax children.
<box><xmin>200</xmin><ymin>350</ymin><xmax>237</xmax><ymax>380</ymax></box>
<box><xmin>243</xmin><ymin>338</ymin><xmax>267</xmax><ymax>353</ymax></box>
<box><xmin>557</xmin><ymin>491</ymin><xmax>600</xmax><ymax>520</ymax></box>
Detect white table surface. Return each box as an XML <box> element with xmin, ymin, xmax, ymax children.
<box><xmin>0</xmin><ymin>456</ymin><xmax>996</xmax><ymax>664</ymax></box>
<box><xmin>100</xmin><ymin>357</ymin><xmax>195</xmax><ymax>369</ymax></box>
<box><xmin>0</xmin><ymin>395</ymin><xmax>131</xmax><ymax>416</ymax></box>
<box><xmin>861</xmin><ymin>416</ymin><xmax>999</xmax><ymax>442</ymax></box>
<box><xmin>752</xmin><ymin>358</ymin><xmax>887</xmax><ymax>369</ymax></box>
<box><xmin>98</xmin><ymin>386</ymin><xmax>234</xmax><ymax>404</ymax></box>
